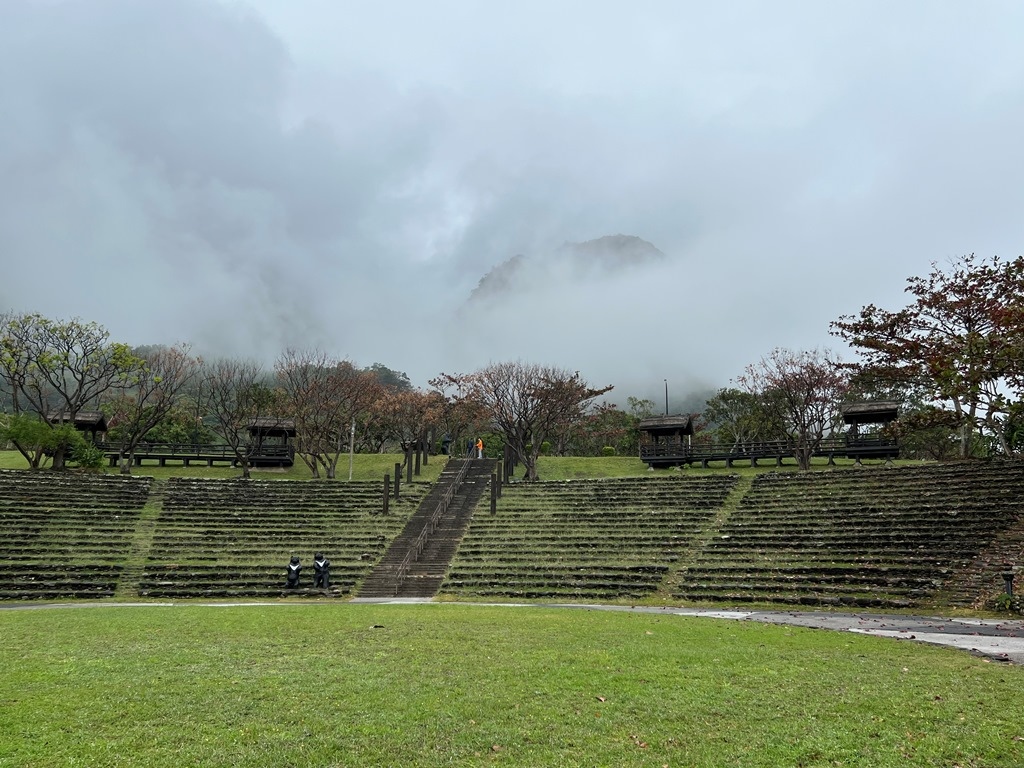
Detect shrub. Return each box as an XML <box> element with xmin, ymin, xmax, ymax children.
<box><xmin>601</xmin><ymin>446</ymin><xmax>616</xmax><ymax>456</ymax></box>
<box><xmin>70</xmin><ymin>440</ymin><xmax>105</xmax><ymax>470</ymax></box>
<box><xmin>987</xmin><ymin>592</ymin><xmax>1024</xmax><ymax>614</ymax></box>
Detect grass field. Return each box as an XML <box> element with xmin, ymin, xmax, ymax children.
<box><xmin>2</xmin><ymin>603</ymin><xmax>1022</xmax><ymax>767</ymax></box>
<box><xmin>0</xmin><ymin>449</ymin><xmax>911</xmax><ymax>482</ymax></box>
<box><xmin>0</xmin><ymin>449</ymin><xmax>448</xmax><ymax>483</ymax></box>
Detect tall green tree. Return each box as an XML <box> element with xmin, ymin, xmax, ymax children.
<box><xmin>831</xmin><ymin>254</ymin><xmax>1024</xmax><ymax>458</ymax></box>
<box><xmin>0</xmin><ymin>312</ymin><xmax>142</xmax><ymax>468</ymax></box>
<box><xmin>703</xmin><ymin>387</ymin><xmax>782</xmax><ymax>449</ymax></box>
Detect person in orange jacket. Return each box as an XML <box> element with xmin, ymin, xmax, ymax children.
<box><xmin>475</xmin><ymin>437</ymin><xmax>484</xmax><ymax>459</ymax></box>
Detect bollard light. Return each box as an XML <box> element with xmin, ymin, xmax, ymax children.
<box><xmin>1001</xmin><ymin>564</ymin><xmax>1015</xmax><ymax>597</ymax></box>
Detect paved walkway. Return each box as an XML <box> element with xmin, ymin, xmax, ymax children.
<box><xmin>554</xmin><ymin>604</ymin><xmax>1024</xmax><ymax>664</ymax></box>
<box><xmin>355</xmin><ymin>599</ymin><xmax>1024</xmax><ymax>664</ymax></box>
<box><xmin>6</xmin><ymin>599</ymin><xmax>1024</xmax><ymax>664</ymax></box>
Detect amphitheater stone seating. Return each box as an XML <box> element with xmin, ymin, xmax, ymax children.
<box><xmin>0</xmin><ymin>469</ymin><xmax>152</xmax><ymax>599</ymax></box>
<box><xmin>442</xmin><ymin>475</ymin><xmax>739</xmax><ymax>600</ymax></box>
<box><xmin>676</xmin><ymin>461</ymin><xmax>1024</xmax><ymax>608</ymax></box>
<box><xmin>138</xmin><ymin>477</ymin><xmax>429</xmax><ymax>598</ymax></box>
<box><xmin>3</xmin><ymin>460</ymin><xmax>1023</xmax><ymax>608</ymax></box>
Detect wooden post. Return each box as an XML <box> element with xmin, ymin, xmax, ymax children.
<box><xmin>406</xmin><ymin>448</ymin><xmax>413</xmax><ymax>484</ymax></box>
<box><xmin>383</xmin><ymin>474</ymin><xmax>390</xmax><ymax>515</ymax></box>
<box><xmin>490</xmin><ymin>473</ymin><xmax>497</xmax><ymax>515</ymax></box>
<box><xmin>414</xmin><ymin>440</ymin><xmax>421</xmax><ymax>476</ymax></box>
<box><xmin>394</xmin><ymin>462</ymin><xmax>402</xmax><ymax>499</ymax></box>
<box><xmin>422</xmin><ymin>429</ymin><xmax>429</xmax><ymax>466</ymax></box>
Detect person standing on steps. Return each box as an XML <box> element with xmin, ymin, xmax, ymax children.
<box><xmin>476</xmin><ymin>437</ymin><xmax>484</xmax><ymax>459</ymax></box>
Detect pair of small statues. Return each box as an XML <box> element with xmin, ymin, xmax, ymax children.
<box><xmin>285</xmin><ymin>553</ymin><xmax>331</xmax><ymax>589</ymax></box>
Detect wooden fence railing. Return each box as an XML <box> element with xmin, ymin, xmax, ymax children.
<box><xmin>640</xmin><ymin>436</ymin><xmax>898</xmax><ymax>465</ymax></box>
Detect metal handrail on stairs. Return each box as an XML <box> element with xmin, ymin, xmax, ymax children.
<box><xmin>391</xmin><ymin>458</ymin><xmax>475</xmax><ymax>596</ymax></box>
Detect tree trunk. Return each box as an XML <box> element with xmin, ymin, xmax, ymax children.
<box><xmin>239</xmin><ymin>454</ymin><xmax>251</xmax><ymax>479</ymax></box>
<box><xmin>795</xmin><ymin>446</ymin><xmax>813</xmax><ymax>471</ymax></box>
<box><xmin>118</xmin><ymin>443</ymin><xmax>136</xmax><ymax>475</ymax></box>
<box><xmin>959</xmin><ymin>424</ymin><xmax>972</xmax><ymax>459</ymax></box>
<box><xmin>11</xmin><ymin>440</ymin><xmax>43</xmax><ymax>470</ymax></box>
<box><xmin>524</xmin><ymin>447</ymin><xmax>541</xmax><ymax>481</ymax></box>
<box><xmin>298</xmin><ymin>451</ymin><xmax>320</xmax><ymax>478</ymax></box>
<box><xmin>318</xmin><ymin>454</ymin><xmax>335</xmax><ymax>479</ymax></box>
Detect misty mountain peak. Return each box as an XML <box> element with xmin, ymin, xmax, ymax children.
<box><xmin>469</xmin><ymin>234</ymin><xmax>666</xmax><ymax>302</ymax></box>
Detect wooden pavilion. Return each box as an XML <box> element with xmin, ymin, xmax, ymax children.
<box><xmin>46</xmin><ymin>411</ymin><xmax>108</xmax><ymax>443</ymax></box>
<box><xmin>637</xmin><ymin>414</ymin><xmax>694</xmax><ymax>468</ymax></box>
<box><xmin>246</xmin><ymin>418</ymin><xmax>297</xmax><ymax>467</ymax></box>
<box><xmin>638</xmin><ymin>402</ymin><xmax>900</xmax><ymax>469</ymax></box>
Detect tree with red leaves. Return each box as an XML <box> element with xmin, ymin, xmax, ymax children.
<box><xmin>831</xmin><ymin>254</ymin><xmax>1024</xmax><ymax>458</ymax></box>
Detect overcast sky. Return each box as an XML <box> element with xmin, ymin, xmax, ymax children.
<box><xmin>2</xmin><ymin>1</ymin><xmax>1023</xmax><ymax>406</ymax></box>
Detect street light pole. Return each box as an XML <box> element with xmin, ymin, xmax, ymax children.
<box><xmin>348</xmin><ymin>417</ymin><xmax>356</xmax><ymax>481</ymax></box>
<box><xmin>664</xmin><ymin>379</ymin><xmax>669</xmax><ymax>415</ymax></box>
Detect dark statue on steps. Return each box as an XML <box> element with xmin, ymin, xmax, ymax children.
<box><xmin>313</xmin><ymin>553</ymin><xmax>331</xmax><ymax>589</ymax></box>
<box><xmin>285</xmin><ymin>555</ymin><xmax>302</xmax><ymax>588</ymax></box>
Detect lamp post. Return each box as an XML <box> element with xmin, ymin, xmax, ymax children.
<box><xmin>348</xmin><ymin>417</ymin><xmax>356</xmax><ymax>481</ymax></box>
<box><xmin>664</xmin><ymin>379</ymin><xmax>669</xmax><ymax>416</ymax></box>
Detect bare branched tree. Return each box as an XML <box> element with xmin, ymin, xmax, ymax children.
<box><xmin>204</xmin><ymin>358</ymin><xmax>277</xmax><ymax>479</ymax></box>
<box><xmin>464</xmin><ymin>361</ymin><xmax>612</xmax><ymax>481</ymax></box>
<box><xmin>737</xmin><ymin>348</ymin><xmax>848</xmax><ymax>470</ymax></box>
<box><xmin>276</xmin><ymin>349</ymin><xmax>381</xmax><ymax>478</ymax></box>
<box><xmin>106</xmin><ymin>344</ymin><xmax>203</xmax><ymax>474</ymax></box>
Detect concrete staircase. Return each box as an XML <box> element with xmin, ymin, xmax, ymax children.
<box><xmin>356</xmin><ymin>458</ymin><xmax>496</xmax><ymax>598</ymax></box>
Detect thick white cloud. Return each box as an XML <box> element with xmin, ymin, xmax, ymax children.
<box><xmin>2</xmin><ymin>0</ymin><xmax>1023</xmax><ymax>407</ymax></box>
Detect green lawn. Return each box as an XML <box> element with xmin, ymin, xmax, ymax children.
<box><xmin>1</xmin><ymin>603</ymin><xmax>1020</xmax><ymax>767</ymax></box>
<box><xmin>529</xmin><ymin>454</ymin><xmax>913</xmax><ymax>481</ymax></box>
<box><xmin>0</xmin><ymin>449</ymin><xmax>448</xmax><ymax>483</ymax></box>
<box><xmin>0</xmin><ymin>448</ymin><xmax>917</xmax><ymax>483</ymax></box>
